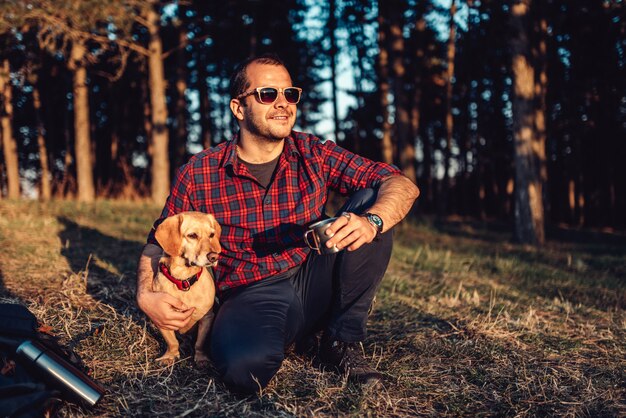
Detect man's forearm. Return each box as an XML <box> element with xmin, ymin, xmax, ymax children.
<box><xmin>365</xmin><ymin>175</ymin><xmax>419</xmax><ymax>233</ymax></box>
<box><xmin>136</xmin><ymin>243</ymin><xmax>163</xmax><ymax>297</ymax></box>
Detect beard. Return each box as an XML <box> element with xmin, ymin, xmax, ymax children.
<box><xmin>242</xmin><ymin>105</ymin><xmax>295</xmax><ymax>142</ymax></box>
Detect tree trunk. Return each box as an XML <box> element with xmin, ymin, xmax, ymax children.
<box><xmin>389</xmin><ymin>0</ymin><xmax>416</xmax><ymax>185</ymax></box>
<box><xmin>377</xmin><ymin>4</ymin><xmax>394</xmax><ymax>164</ymax></box>
<box><xmin>534</xmin><ymin>15</ymin><xmax>548</xmax><ymax>223</ymax></box>
<box><xmin>69</xmin><ymin>40</ymin><xmax>95</xmax><ymax>203</ymax></box>
<box><xmin>444</xmin><ymin>0</ymin><xmax>457</xmax><ymax>213</ymax></box>
<box><xmin>173</xmin><ymin>24</ymin><xmax>188</xmax><ymax>176</ymax></box>
<box><xmin>146</xmin><ymin>6</ymin><xmax>170</xmax><ymax>204</ymax></box>
<box><xmin>57</xmin><ymin>103</ymin><xmax>76</xmax><ymax>198</ymax></box>
<box><xmin>0</xmin><ymin>59</ymin><xmax>20</xmax><ymax>199</ymax></box>
<box><xmin>510</xmin><ymin>0</ymin><xmax>545</xmax><ymax>245</ymax></box>
<box><xmin>32</xmin><ymin>87</ymin><xmax>52</xmax><ymax>200</ymax></box>
<box><xmin>329</xmin><ymin>0</ymin><xmax>340</xmax><ymax>141</ymax></box>
<box><xmin>198</xmin><ymin>56</ymin><xmax>213</xmax><ymax>149</ymax></box>
<box><xmin>410</xmin><ymin>17</ymin><xmax>425</xmax><ymax>179</ymax></box>
<box><xmin>350</xmin><ymin>19</ymin><xmax>368</xmax><ymax>155</ymax></box>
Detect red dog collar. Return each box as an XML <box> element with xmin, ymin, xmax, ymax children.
<box><xmin>159</xmin><ymin>263</ymin><xmax>201</xmax><ymax>291</ymax></box>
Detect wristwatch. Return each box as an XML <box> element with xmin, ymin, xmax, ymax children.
<box><xmin>362</xmin><ymin>212</ymin><xmax>383</xmax><ymax>235</ymax></box>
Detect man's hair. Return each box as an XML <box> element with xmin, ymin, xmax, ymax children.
<box><xmin>229</xmin><ymin>53</ymin><xmax>287</xmax><ymax>100</ymax></box>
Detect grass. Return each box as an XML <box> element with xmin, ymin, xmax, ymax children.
<box><xmin>0</xmin><ymin>199</ymin><xmax>624</xmax><ymax>417</ymax></box>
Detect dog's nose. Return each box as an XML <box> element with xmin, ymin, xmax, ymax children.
<box><xmin>208</xmin><ymin>253</ymin><xmax>219</xmax><ymax>264</ymax></box>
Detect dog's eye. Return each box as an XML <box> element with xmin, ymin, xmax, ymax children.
<box><xmin>209</xmin><ymin>233</ymin><xmax>215</xmax><ymax>238</ymax></box>
<box><xmin>187</xmin><ymin>233</ymin><xmax>198</xmax><ymax>240</ymax></box>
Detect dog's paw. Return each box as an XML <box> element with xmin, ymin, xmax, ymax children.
<box><xmin>156</xmin><ymin>352</ymin><xmax>180</xmax><ymax>366</ymax></box>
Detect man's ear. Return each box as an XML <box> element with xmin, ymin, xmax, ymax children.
<box><xmin>230</xmin><ymin>98</ymin><xmax>245</xmax><ymax>121</ymax></box>
<box><xmin>155</xmin><ymin>214</ymin><xmax>183</xmax><ymax>256</ymax></box>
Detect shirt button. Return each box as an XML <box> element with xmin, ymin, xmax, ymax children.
<box><xmin>265</xmin><ymin>198</ymin><xmax>271</xmax><ymax>205</ymax></box>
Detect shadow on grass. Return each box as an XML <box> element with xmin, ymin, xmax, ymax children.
<box><xmin>0</xmin><ymin>268</ymin><xmax>25</xmax><ymax>305</ymax></box>
<box><xmin>408</xmin><ymin>219</ymin><xmax>626</xmax><ymax>311</ymax></box>
<box><xmin>56</xmin><ymin>216</ymin><xmax>143</xmax><ymax>319</ymax></box>
<box><xmin>431</xmin><ymin>218</ymin><xmax>626</xmax><ymax>251</ymax></box>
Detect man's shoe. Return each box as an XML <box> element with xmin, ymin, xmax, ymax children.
<box><xmin>319</xmin><ymin>337</ymin><xmax>383</xmax><ymax>387</ymax></box>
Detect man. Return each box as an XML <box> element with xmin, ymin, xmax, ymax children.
<box><xmin>136</xmin><ymin>54</ymin><xmax>419</xmax><ymax>394</ymax></box>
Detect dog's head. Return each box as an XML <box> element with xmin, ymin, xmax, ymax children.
<box><xmin>155</xmin><ymin>211</ymin><xmax>222</xmax><ymax>267</ymax></box>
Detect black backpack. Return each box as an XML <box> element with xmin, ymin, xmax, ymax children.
<box><xmin>0</xmin><ymin>303</ymin><xmax>82</xmax><ymax>417</ymax></box>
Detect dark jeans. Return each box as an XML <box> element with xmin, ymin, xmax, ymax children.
<box><xmin>209</xmin><ymin>189</ymin><xmax>393</xmax><ymax>393</ymax></box>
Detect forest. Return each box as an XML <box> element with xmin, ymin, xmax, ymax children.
<box><xmin>0</xmin><ymin>0</ymin><xmax>624</xmax><ymax>243</ymax></box>
<box><xmin>1</xmin><ymin>2</ymin><xmax>625</xmax><ymax>416</ymax></box>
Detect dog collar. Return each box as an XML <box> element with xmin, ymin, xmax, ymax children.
<box><xmin>159</xmin><ymin>263</ymin><xmax>201</xmax><ymax>291</ymax></box>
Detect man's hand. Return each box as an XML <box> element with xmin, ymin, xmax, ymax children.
<box><xmin>324</xmin><ymin>212</ymin><xmax>378</xmax><ymax>252</ymax></box>
<box><xmin>137</xmin><ymin>291</ymin><xmax>195</xmax><ymax>331</ymax></box>
<box><xmin>136</xmin><ymin>243</ymin><xmax>195</xmax><ymax>331</ymax></box>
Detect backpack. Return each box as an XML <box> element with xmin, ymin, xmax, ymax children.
<box><xmin>0</xmin><ymin>303</ymin><xmax>100</xmax><ymax>417</ymax></box>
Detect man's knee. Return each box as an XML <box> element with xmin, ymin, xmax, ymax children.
<box><xmin>339</xmin><ymin>188</ymin><xmax>377</xmax><ymax>215</ymax></box>
<box><xmin>211</xmin><ymin>342</ymin><xmax>284</xmax><ymax>394</ymax></box>
<box><xmin>351</xmin><ymin>227</ymin><xmax>393</xmax><ymax>263</ymax></box>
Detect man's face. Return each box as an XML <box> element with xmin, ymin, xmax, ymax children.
<box><xmin>231</xmin><ymin>62</ymin><xmax>297</xmax><ymax>142</ymax></box>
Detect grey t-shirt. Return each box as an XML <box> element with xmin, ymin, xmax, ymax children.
<box><xmin>240</xmin><ymin>155</ymin><xmax>280</xmax><ymax>189</ymax></box>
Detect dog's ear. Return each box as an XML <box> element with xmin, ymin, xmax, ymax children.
<box><xmin>155</xmin><ymin>214</ymin><xmax>183</xmax><ymax>256</ymax></box>
<box><xmin>208</xmin><ymin>214</ymin><xmax>222</xmax><ymax>239</ymax></box>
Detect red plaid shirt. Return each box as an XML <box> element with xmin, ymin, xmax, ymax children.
<box><xmin>148</xmin><ymin>130</ymin><xmax>402</xmax><ymax>292</ymax></box>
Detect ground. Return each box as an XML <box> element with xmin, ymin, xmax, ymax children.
<box><xmin>0</xmin><ymin>199</ymin><xmax>624</xmax><ymax>417</ymax></box>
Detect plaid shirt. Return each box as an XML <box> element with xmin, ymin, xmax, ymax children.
<box><xmin>147</xmin><ymin>130</ymin><xmax>402</xmax><ymax>292</ymax></box>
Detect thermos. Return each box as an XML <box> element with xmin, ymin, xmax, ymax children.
<box><xmin>15</xmin><ymin>340</ymin><xmax>105</xmax><ymax>406</ymax></box>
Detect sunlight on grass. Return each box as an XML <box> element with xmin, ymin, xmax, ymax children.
<box><xmin>0</xmin><ymin>201</ymin><xmax>624</xmax><ymax>416</ymax></box>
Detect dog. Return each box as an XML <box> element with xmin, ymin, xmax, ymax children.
<box><xmin>152</xmin><ymin>211</ymin><xmax>221</xmax><ymax>368</ymax></box>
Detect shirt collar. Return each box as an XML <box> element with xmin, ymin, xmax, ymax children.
<box><xmin>223</xmin><ymin>131</ymin><xmax>301</xmax><ymax>171</ymax></box>
<box><xmin>283</xmin><ymin>133</ymin><xmax>302</xmax><ymax>160</ymax></box>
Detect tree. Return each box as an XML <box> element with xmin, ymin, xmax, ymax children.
<box><xmin>328</xmin><ymin>0</ymin><xmax>340</xmax><ymax>141</ymax></box>
<box><xmin>443</xmin><ymin>0</ymin><xmax>457</xmax><ymax>213</ymax></box>
<box><xmin>510</xmin><ymin>0</ymin><xmax>545</xmax><ymax>244</ymax></box>
<box><xmin>387</xmin><ymin>0</ymin><xmax>416</xmax><ymax>185</ymax></box>
<box><xmin>67</xmin><ymin>39</ymin><xmax>95</xmax><ymax>202</ymax></box>
<box><xmin>4</xmin><ymin>0</ymin><xmax>137</xmax><ymax>201</ymax></box>
<box><xmin>144</xmin><ymin>4</ymin><xmax>170</xmax><ymax>204</ymax></box>
<box><xmin>32</xmin><ymin>76</ymin><xmax>52</xmax><ymax>200</ymax></box>
<box><xmin>0</xmin><ymin>57</ymin><xmax>19</xmax><ymax>198</ymax></box>
<box><xmin>376</xmin><ymin>1</ymin><xmax>394</xmax><ymax>165</ymax></box>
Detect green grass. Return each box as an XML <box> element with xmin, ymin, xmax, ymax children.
<box><xmin>0</xmin><ymin>200</ymin><xmax>624</xmax><ymax>417</ymax></box>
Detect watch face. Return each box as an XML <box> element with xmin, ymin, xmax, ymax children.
<box><xmin>368</xmin><ymin>214</ymin><xmax>383</xmax><ymax>231</ymax></box>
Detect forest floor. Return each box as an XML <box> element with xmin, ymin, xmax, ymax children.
<box><xmin>0</xmin><ymin>199</ymin><xmax>624</xmax><ymax>417</ymax></box>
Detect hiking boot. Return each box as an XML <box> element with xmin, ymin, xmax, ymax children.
<box><xmin>318</xmin><ymin>337</ymin><xmax>383</xmax><ymax>387</ymax></box>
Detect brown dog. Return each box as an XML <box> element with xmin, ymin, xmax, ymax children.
<box><xmin>153</xmin><ymin>211</ymin><xmax>221</xmax><ymax>367</ymax></box>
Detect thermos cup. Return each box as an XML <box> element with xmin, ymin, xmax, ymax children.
<box><xmin>304</xmin><ymin>217</ymin><xmax>342</xmax><ymax>255</ymax></box>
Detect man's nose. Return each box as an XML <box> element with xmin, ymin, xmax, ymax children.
<box><xmin>274</xmin><ymin>91</ymin><xmax>289</xmax><ymax>107</ymax></box>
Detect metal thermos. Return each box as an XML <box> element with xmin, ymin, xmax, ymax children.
<box><xmin>15</xmin><ymin>340</ymin><xmax>105</xmax><ymax>406</ymax></box>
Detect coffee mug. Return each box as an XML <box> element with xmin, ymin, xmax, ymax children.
<box><xmin>304</xmin><ymin>217</ymin><xmax>342</xmax><ymax>255</ymax></box>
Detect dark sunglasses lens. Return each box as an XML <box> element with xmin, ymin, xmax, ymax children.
<box><xmin>284</xmin><ymin>88</ymin><xmax>300</xmax><ymax>104</ymax></box>
<box><xmin>258</xmin><ymin>88</ymin><xmax>278</xmax><ymax>103</ymax></box>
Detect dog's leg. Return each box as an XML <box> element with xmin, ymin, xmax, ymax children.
<box><xmin>193</xmin><ymin>310</ymin><xmax>214</xmax><ymax>369</ymax></box>
<box><xmin>155</xmin><ymin>328</ymin><xmax>180</xmax><ymax>365</ymax></box>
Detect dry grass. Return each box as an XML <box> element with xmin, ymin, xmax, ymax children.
<box><xmin>0</xmin><ymin>200</ymin><xmax>624</xmax><ymax>417</ymax></box>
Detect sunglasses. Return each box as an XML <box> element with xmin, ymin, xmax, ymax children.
<box><xmin>237</xmin><ymin>86</ymin><xmax>302</xmax><ymax>105</ymax></box>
